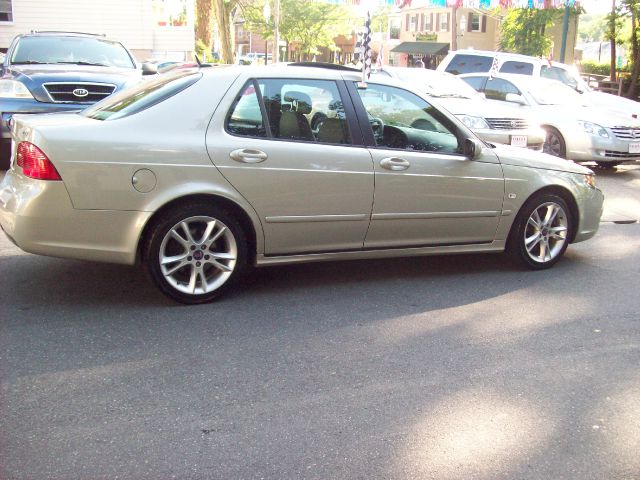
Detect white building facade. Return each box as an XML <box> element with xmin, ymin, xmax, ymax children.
<box><xmin>0</xmin><ymin>0</ymin><xmax>195</xmax><ymax>62</ymax></box>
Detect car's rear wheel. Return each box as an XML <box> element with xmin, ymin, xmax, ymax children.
<box><xmin>143</xmin><ymin>203</ymin><xmax>248</xmax><ymax>304</ymax></box>
<box><xmin>543</xmin><ymin>127</ymin><xmax>567</xmax><ymax>158</ymax></box>
<box><xmin>508</xmin><ymin>193</ymin><xmax>572</xmax><ymax>270</ymax></box>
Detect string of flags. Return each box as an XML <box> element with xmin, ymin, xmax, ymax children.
<box><xmin>387</xmin><ymin>0</ymin><xmax>578</xmax><ymax>7</ymax></box>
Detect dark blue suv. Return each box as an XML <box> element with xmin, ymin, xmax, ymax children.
<box><xmin>0</xmin><ymin>31</ymin><xmax>157</xmax><ymax>168</ymax></box>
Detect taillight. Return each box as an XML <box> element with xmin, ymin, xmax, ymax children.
<box><xmin>16</xmin><ymin>141</ymin><xmax>61</xmax><ymax>180</ymax></box>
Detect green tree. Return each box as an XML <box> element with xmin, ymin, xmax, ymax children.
<box><xmin>195</xmin><ymin>0</ymin><xmax>215</xmax><ymax>55</ymax></box>
<box><xmin>499</xmin><ymin>7</ymin><xmax>577</xmax><ymax>57</ymax></box>
<box><xmin>243</xmin><ymin>0</ymin><xmax>350</xmax><ymax>61</ymax></box>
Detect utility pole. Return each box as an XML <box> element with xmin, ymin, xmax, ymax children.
<box><xmin>611</xmin><ymin>0</ymin><xmax>617</xmax><ymax>82</ymax></box>
<box><xmin>272</xmin><ymin>0</ymin><xmax>280</xmax><ymax>63</ymax></box>
<box><xmin>559</xmin><ymin>4</ymin><xmax>570</xmax><ymax>62</ymax></box>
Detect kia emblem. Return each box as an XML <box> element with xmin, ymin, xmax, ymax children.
<box><xmin>73</xmin><ymin>88</ymin><xmax>89</xmax><ymax>98</ymax></box>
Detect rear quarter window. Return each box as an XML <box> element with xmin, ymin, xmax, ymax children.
<box><xmin>82</xmin><ymin>71</ymin><xmax>202</xmax><ymax>121</ymax></box>
<box><xmin>444</xmin><ymin>54</ymin><xmax>493</xmax><ymax>75</ymax></box>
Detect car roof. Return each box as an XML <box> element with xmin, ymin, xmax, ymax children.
<box><xmin>16</xmin><ymin>31</ymin><xmax>119</xmax><ymax>43</ymax></box>
<box><xmin>460</xmin><ymin>72</ymin><xmax>573</xmax><ymax>90</ymax></box>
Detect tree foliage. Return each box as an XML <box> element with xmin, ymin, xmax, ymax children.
<box><xmin>243</xmin><ymin>0</ymin><xmax>351</xmax><ymax>60</ymax></box>
<box><xmin>499</xmin><ymin>7</ymin><xmax>578</xmax><ymax>57</ymax></box>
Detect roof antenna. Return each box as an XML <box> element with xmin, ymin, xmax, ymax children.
<box><xmin>195</xmin><ymin>55</ymin><xmax>202</xmax><ymax>67</ymax></box>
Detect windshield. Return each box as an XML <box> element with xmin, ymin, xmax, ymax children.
<box><xmin>394</xmin><ymin>69</ymin><xmax>481</xmax><ymax>99</ymax></box>
<box><xmin>11</xmin><ymin>36</ymin><xmax>136</xmax><ymax>69</ymax></box>
<box><xmin>82</xmin><ymin>70</ymin><xmax>201</xmax><ymax>121</ymax></box>
<box><xmin>526</xmin><ymin>81</ymin><xmax>585</xmax><ymax>106</ymax></box>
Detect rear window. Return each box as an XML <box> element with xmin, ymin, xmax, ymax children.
<box><xmin>444</xmin><ymin>54</ymin><xmax>493</xmax><ymax>75</ymax></box>
<box><xmin>499</xmin><ymin>61</ymin><xmax>534</xmax><ymax>75</ymax></box>
<box><xmin>82</xmin><ymin>71</ymin><xmax>202</xmax><ymax>121</ymax></box>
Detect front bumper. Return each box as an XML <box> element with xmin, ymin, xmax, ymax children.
<box><xmin>566</xmin><ymin>128</ymin><xmax>640</xmax><ymax>163</ymax></box>
<box><xmin>0</xmin><ymin>169</ymin><xmax>151</xmax><ymax>265</ymax></box>
<box><xmin>0</xmin><ymin>98</ymin><xmax>85</xmax><ymax>140</ymax></box>
<box><xmin>474</xmin><ymin>127</ymin><xmax>545</xmax><ymax>150</ymax></box>
<box><xmin>574</xmin><ymin>184</ymin><xmax>604</xmax><ymax>243</ymax></box>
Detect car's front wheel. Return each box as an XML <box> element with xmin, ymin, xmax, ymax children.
<box><xmin>143</xmin><ymin>202</ymin><xmax>248</xmax><ymax>304</ymax></box>
<box><xmin>543</xmin><ymin>127</ymin><xmax>567</xmax><ymax>159</ymax></box>
<box><xmin>508</xmin><ymin>193</ymin><xmax>573</xmax><ymax>270</ymax></box>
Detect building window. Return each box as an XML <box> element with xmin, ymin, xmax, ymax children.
<box><xmin>410</xmin><ymin>14</ymin><xmax>418</xmax><ymax>32</ymax></box>
<box><xmin>471</xmin><ymin>13</ymin><xmax>481</xmax><ymax>32</ymax></box>
<box><xmin>425</xmin><ymin>13</ymin><xmax>433</xmax><ymax>31</ymax></box>
<box><xmin>0</xmin><ymin>0</ymin><xmax>13</xmax><ymax>22</ymax></box>
<box><xmin>440</xmin><ymin>12</ymin><xmax>449</xmax><ymax>31</ymax></box>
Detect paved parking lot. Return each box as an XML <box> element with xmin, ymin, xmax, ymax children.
<box><xmin>1</xmin><ymin>164</ymin><xmax>639</xmax><ymax>479</ymax></box>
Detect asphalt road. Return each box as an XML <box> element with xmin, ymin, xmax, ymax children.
<box><xmin>1</xmin><ymin>165</ymin><xmax>639</xmax><ymax>479</ymax></box>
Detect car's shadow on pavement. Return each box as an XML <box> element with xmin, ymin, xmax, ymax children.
<box><xmin>0</xmin><ymin>249</ymin><xmax>587</xmax><ymax>314</ymax></box>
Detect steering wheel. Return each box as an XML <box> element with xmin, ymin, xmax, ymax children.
<box><xmin>369</xmin><ymin>116</ymin><xmax>384</xmax><ymax>143</ymax></box>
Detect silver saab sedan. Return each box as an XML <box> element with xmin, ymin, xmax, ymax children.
<box><xmin>0</xmin><ymin>64</ymin><xmax>604</xmax><ymax>304</ymax></box>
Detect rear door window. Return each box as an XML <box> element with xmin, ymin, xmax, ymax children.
<box><xmin>444</xmin><ymin>54</ymin><xmax>493</xmax><ymax>75</ymax></box>
<box><xmin>484</xmin><ymin>78</ymin><xmax>521</xmax><ymax>101</ymax></box>
<box><xmin>461</xmin><ymin>76</ymin><xmax>486</xmax><ymax>92</ymax></box>
<box><xmin>499</xmin><ymin>61</ymin><xmax>535</xmax><ymax>75</ymax></box>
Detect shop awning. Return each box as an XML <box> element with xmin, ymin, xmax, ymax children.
<box><xmin>390</xmin><ymin>42</ymin><xmax>450</xmax><ymax>56</ymax></box>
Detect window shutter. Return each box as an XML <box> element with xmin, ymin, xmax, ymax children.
<box><xmin>481</xmin><ymin>15</ymin><xmax>487</xmax><ymax>33</ymax></box>
<box><xmin>436</xmin><ymin>13</ymin><xmax>440</xmax><ymax>32</ymax></box>
<box><xmin>406</xmin><ymin>14</ymin><xmax>409</xmax><ymax>31</ymax></box>
<box><xmin>446</xmin><ymin>13</ymin><xmax>451</xmax><ymax>32</ymax></box>
<box><xmin>467</xmin><ymin>13</ymin><xmax>473</xmax><ymax>32</ymax></box>
<box><xmin>420</xmin><ymin>13</ymin><xmax>424</xmax><ymax>31</ymax></box>
<box><xmin>429</xmin><ymin>13</ymin><xmax>433</xmax><ymax>30</ymax></box>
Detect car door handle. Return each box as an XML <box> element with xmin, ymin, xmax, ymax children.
<box><xmin>380</xmin><ymin>157</ymin><xmax>410</xmax><ymax>171</ymax></box>
<box><xmin>229</xmin><ymin>148</ymin><xmax>268</xmax><ymax>163</ymax></box>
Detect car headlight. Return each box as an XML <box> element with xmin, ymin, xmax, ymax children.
<box><xmin>456</xmin><ymin>115</ymin><xmax>490</xmax><ymax>130</ymax></box>
<box><xmin>578</xmin><ymin>121</ymin><xmax>609</xmax><ymax>138</ymax></box>
<box><xmin>584</xmin><ymin>173</ymin><xmax>596</xmax><ymax>188</ymax></box>
<box><xmin>0</xmin><ymin>79</ymin><xmax>34</xmax><ymax>99</ymax></box>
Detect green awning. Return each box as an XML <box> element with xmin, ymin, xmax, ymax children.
<box><xmin>390</xmin><ymin>42</ymin><xmax>450</xmax><ymax>56</ymax></box>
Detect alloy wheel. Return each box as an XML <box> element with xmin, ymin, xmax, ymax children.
<box><xmin>523</xmin><ymin>202</ymin><xmax>568</xmax><ymax>264</ymax></box>
<box><xmin>159</xmin><ymin>216</ymin><xmax>237</xmax><ymax>295</ymax></box>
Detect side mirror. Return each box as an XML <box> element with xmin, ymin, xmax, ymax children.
<box><xmin>505</xmin><ymin>93</ymin><xmax>526</xmax><ymax>105</ymax></box>
<box><xmin>464</xmin><ymin>138</ymin><xmax>483</xmax><ymax>160</ymax></box>
<box><xmin>141</xmin><ymin>62</ymin><xmax>158</xmax><ymax>75</ymax></box>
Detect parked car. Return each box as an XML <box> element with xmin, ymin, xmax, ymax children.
<box><xmin>0</xmin><ymin>65</ymin><xmax>603</xmax><ymax>304</ymax></box>
<box><xmin>373</xmin><ymin>66</ymin><xmax>545</xmax><ymax>150</ymax></box>
<box><xmin>0</xmin><ymin>31</ymin><xmax>157</xmax><ymax>169</ymax></box>
<box><xmin>460</xmin><ymin>72</ymin><xmax>640</xmax><ymax>169</ymax></box>
<box><xmin>438</xmin><ymin>49</ymin><xmax>640</xmax><ymax>120</ymax></box>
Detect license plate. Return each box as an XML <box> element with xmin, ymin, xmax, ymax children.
<box><xmin>629</xmin><ymin>142</ymin><xmax>640</xmax><ymax>153</ymax></box>
<box><xmin>510</xmin><ymin>135</ymin><xmax>527</xmax><ymax>148</ymax></box>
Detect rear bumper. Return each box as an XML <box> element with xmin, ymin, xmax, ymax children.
<box><xmin>0</xmin><ymin>169</ymin><xmax>150</xmax><ymax>265</ymax></box>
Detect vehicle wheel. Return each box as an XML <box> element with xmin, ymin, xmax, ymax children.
<box><xmin>143</xmin><ymin>202</ymin><xmax>248</xmax><ymax>304</ymax></box>
<box><xmin>543</xmin><ymin>127</ymin><xmax>566</xmax><ymax>158</ymax></box>
<box><xmin>595</xmin><ymin>161</ymin><xmax>621</xmax><ymax>170</ymax></box>
<box><xmin>508</xmin><ymin>193</ymin><xmax>572</xmax><ymax>270</ymax></box>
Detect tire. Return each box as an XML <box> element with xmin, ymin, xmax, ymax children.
<box><xmin>595</xmin><ymin>161</ymin><xmax>621</xmax><ymax>170</ymax></box>
<box><xmin>142</xmin><ymin>202</ymin><xmax>249</xmax><ymax>304</ymax></box>
<box><xmin>543</xmin><ymin>127</ymin><xmax>567</xmax><ymax>159</ymax></box>
<box><xmin>508</xmin><ymin>193</ymin><xmax>573</xmax><ymax>270</ymax></box>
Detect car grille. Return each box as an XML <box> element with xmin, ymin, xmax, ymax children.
<box><xmin>603</xmin><ymin>150</ymin><xmax>640</xmax><ymax>159</ymax></box>
<box><xmin>610</xmin><ymin>127</ymin><xmax>640</xmax><ymax>139</ymax></box>
<box><xmin>485</xmin><ymin>118</ymin><xmax>529</xmax><ymax>130</ymax></box>
<box><xmin>43</xmin><ymin>83</ymin><xmax>116</xmax><ymax>104</ymax></box>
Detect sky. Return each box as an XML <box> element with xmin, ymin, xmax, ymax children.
<box><xmin>580</xmin><ymin>0</ymin><xmax>612</xmax><ymax>15</ymax></box>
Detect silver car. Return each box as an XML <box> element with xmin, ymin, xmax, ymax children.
<box><xmin>461</xmin><ymin>73</ymin><xmax>640</xmax><ymax>169</ymax></box>
<box><xmin>373</xmin><ymin>66</ymin><xmax>545</xmax><ymax>151</ymax></box>
<box><xmin>0</xmin><ymin>65</ymin><xmax>604</xmax><ymax>304</ymax></box>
